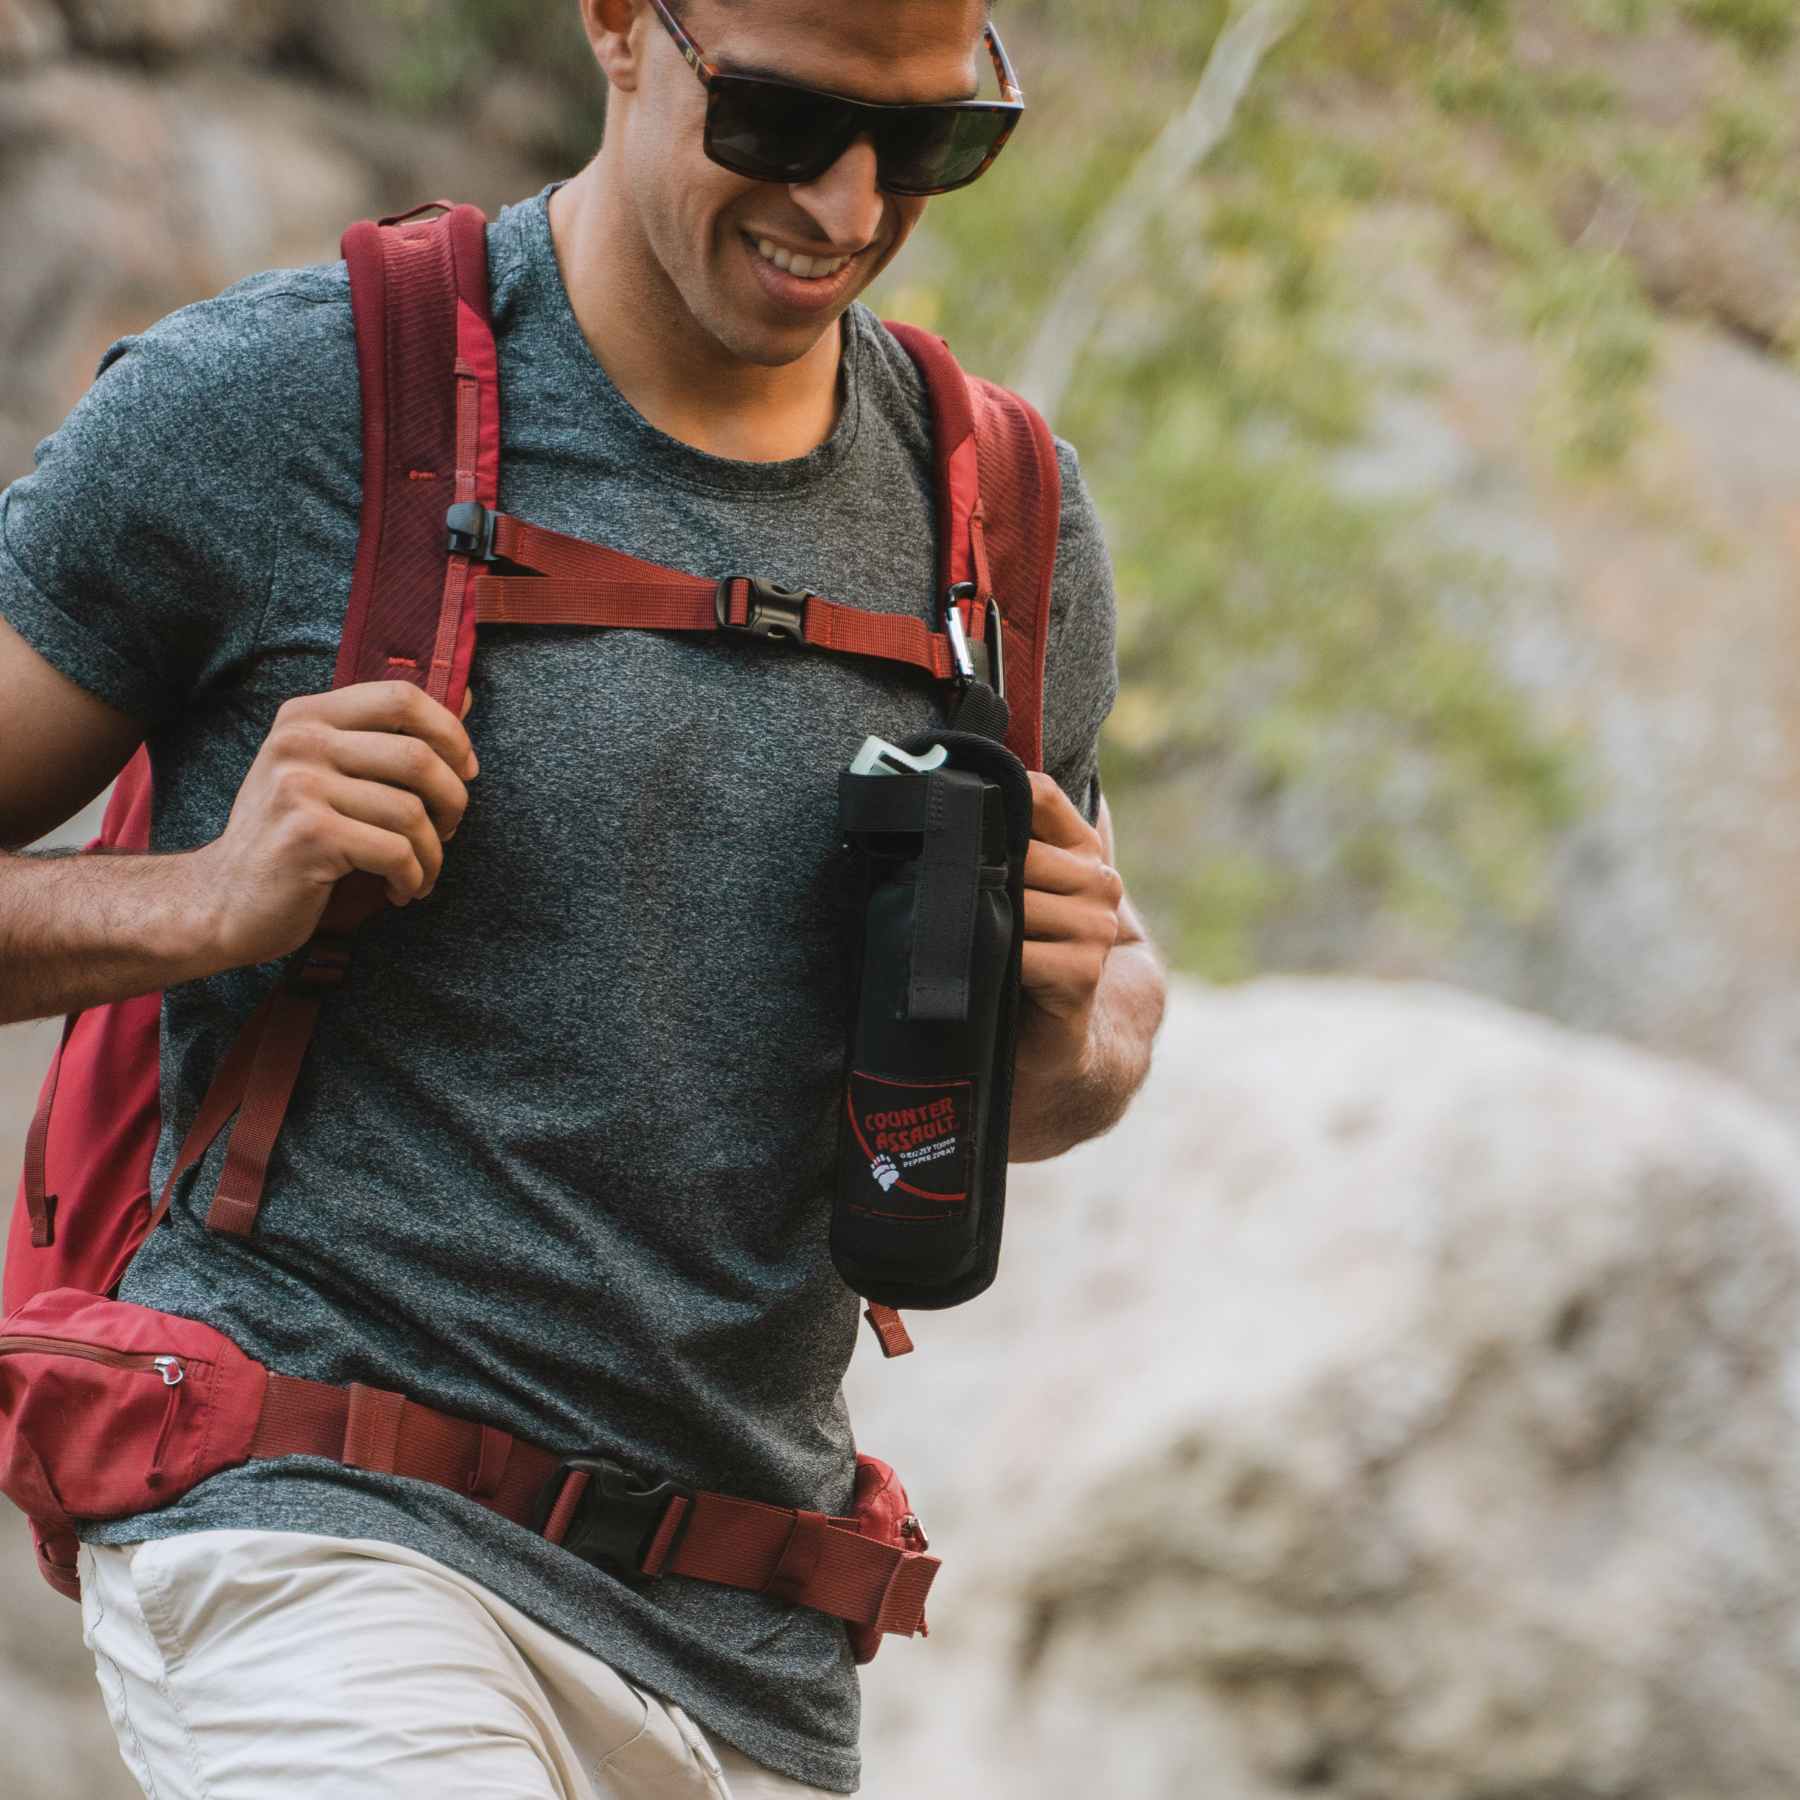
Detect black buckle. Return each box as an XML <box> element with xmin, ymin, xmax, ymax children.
<box><xmin>533</xmin><ymin>1457</ymin><xmax>693</xmax><ymax>1585</ymax></box>
<box><xmin>716</xmin><ymin>576</ymin><xmax>810</xmax><ymax>643</ymax></box>
<box><xmin>445</xmin><ymin>501</ymin><xmax>499</xmax><ymax>563</ymax></box>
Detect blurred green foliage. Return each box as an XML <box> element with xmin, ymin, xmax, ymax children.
<box><xmin>373</xmin><ymin>0</ymin><xmax>1800</xmax><ymax>980</ymax></box>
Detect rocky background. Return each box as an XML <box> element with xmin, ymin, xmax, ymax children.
<box><xmin>5</xmin><ymin>0</ymin><xmax>1800</xmax><ymax>1794</ymax></box>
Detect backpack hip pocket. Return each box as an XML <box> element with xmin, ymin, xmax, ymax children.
<box><xmin>0</xmin><ymin>1289</ymin><xmax>269</xmax><ymax>1525</ymax></box>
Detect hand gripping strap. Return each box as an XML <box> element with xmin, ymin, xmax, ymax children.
<box><xmin>202</xmin><ymin>205</ymin><xmax>501</xmax><ymax>1243</ymax></box>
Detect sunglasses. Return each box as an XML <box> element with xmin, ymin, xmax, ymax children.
<box><xmin>644</xmin><ymin>0</ymin><xmax>1026</xmax><ymax>197</ymax></box>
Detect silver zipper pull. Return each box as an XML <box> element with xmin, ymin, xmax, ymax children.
<box><xmin>153</xmin><ymin>1356</ymin><xmax>184</xmax><ymax>1387</ymax></box>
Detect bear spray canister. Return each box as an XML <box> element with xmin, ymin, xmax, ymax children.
<box><xmin>832</xmin><ymin>730</ymin><xmax>1035</xmax><ymax>1311</ymax></box>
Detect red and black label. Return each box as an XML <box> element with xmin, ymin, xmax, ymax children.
<box><xmin>844</xmin><ymin>1072</ymin><xmax>975</xmax><ymax>1220</ymax></box>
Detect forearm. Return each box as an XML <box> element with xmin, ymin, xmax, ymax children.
<box><xmin>1008</xmin><ymin>935</ymin><xmax>1167</xmax><ymax>1163</ymax></box>
<box><xmin>0</xmin><ymin>847</ymin><xmax>223</xmax><ymax>1025</ymax></box>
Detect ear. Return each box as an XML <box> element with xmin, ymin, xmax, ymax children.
<box><xmin>580</xmin><ymin>0</ymin><xmax>650</xmax><ymax>95</ymax></box>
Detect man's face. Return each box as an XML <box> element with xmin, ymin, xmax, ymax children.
<box><xmin>609</xmin><ymin>0</ymin><xmax>991</xmax><ymax>369</ymax></box>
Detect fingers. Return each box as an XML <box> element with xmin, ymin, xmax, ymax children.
<box><xmin>1024</xmin><ymin>839</ymin><xmax>1123</xmax><ymax>901</ymax></box>
<box><xmin>1023</xmin><ymin>887</ymin><xmax>1122</xmax><ymax>949</ymax></box>
<box><xmin>1020</xmin><ymin>938</ymin><xmax>1110</xmax><ymax>1023</ymax></box>
<box><xmin>1028</xmin><ymin>771</ymin><xmax>1098</xmax><ymax>852</ymax></box>
<box><xmin>321</xmin><ymin>774</ymin><xmax>449</xmax><ymax>901</ymax></box>
<box><xmin>328</xmin><ymin>815</ymin><xmax>431</xmax><ymax>909</ymax></box>
<box><xmin>280</xmin><ymin>681</ymin><xmax>477</xmax><ymax>782</ymax></box>
<box><xmin>323</xmin><ymin>730</ymin><xmax>470</xmax><ymax>841</ymax></box>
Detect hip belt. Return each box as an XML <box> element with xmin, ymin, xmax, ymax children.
<box><xmin>0</xmin><ymin>1289</ymin><xmax>936</xmax><ymax>1664</ymax></box>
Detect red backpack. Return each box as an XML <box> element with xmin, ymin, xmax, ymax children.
<box><xmin>0</xmin><ymin>203</ymin><xmax>1062</xmax><ymax>1653</ymax></box>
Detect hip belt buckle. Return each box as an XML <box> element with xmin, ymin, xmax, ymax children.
<box><xmin>534</xmin><ymin>1457</ymin><xmax>694</xmax><ymax>1585</ymax></box>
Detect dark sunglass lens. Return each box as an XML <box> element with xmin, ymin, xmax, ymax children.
<box><xmin>876</xmin><ymin>107</ymin><xmax>1013</xmax><ymax>194</ymax></box>
<box><xmin>707</xmin><ymin>80</ymin><xmax>858</xmax><ymax>184</ymax></box>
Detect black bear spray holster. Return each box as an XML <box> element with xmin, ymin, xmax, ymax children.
<box><xmin>833</xmin><ymin>730</ymin><xmax>1035</xmax><ymax>1310</ymax></box>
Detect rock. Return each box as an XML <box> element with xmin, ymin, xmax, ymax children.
<box><xmin>847</xmin><ymin>976</ymin><xmax>1800</xmax><ymax>1797</ymax></box>
<box><xmin>0</xmin><ymin>0</ymin><xmax>66</xmax><ymax>67</ymax></box>
<box><xmin>58</xmin><ymin>0</ymin><xmax>248</xmax><ymax>57</ymax></box>
<box><xmin>0</xmin><ymin>59</ymin><xmax>545</xmax><ymax>486</ymax></box>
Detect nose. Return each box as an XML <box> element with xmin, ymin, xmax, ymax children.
<box><xmin>786</xmin><ymin>134</ymin><xmax>886</xmax><ymax>253</ymax></box>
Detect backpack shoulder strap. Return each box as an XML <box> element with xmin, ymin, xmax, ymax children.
<box><xmin>338</xmin><ymin>201</ymin><xmax>498</xmax><ymax>715</ymax></box>
<box><xmin>883</xmin><ymin>324</ymin><xmax>1063</xmax><ymax>773</ymax></box>
<box><xmin>181</xmin><ymin>203</ymin><xmax>499</xmax><ymax>1244</ymax></box>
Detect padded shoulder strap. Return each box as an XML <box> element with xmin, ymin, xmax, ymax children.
<box><xmin>883</xmin><ymin>324</ymin><xmax>1062</xmax><ymax>772</ymax></box>
<box><xmin>191</xmin><ymin>204</ymin><xmax>502</xmax><ymax>1243</ymax></box>
<box><xmin>338</xmin><ymin>202</ymin><xmax>499</xmax><ymax>718</ymax></box>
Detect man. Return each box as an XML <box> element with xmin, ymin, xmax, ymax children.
<box><xmin>0</xmin><ymin>0</ymin><xmax>1166</xmax><ymax>1792</ymax></box>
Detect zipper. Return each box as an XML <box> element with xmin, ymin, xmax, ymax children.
<box><xmin>0</xmin><ymin>1335</ymin><xmax>180</xmax><ymax>1376</ymax></box>
<box><xmin>0</xmin><ymin>1337</ymin><xmax>187</xmax><ymax>1486</ymax></box>
<box><xmin>149</xmin><ymin>1357</ymin><xmax>185</xmax><ymax>1484</ymax></box>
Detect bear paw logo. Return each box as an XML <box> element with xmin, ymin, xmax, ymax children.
<box><xmin>870</xmin><ymin>1154</ymin><xmax>901</xmax><ymax>1193</ymax></box>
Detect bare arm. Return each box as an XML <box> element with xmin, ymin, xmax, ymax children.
<box><xmin>1007</xmin><ymin>781</ymin><xmax>1168</xmax><ymax>1163</ymax></box>
<box><xmin>0</xmin><ymin>620</ymin><xmax>478</xmax><ymax>1028</ymax></box>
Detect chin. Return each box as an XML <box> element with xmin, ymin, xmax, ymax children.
<box><xmin>714</xmin><ymin>311</ymin><xmax>845</xmax><ymax>370</ymax></box>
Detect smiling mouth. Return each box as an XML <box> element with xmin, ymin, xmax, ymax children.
<box><xmin>746</xmin><ymin>234</ymin><xmax>860</xmax><ymax>281</ymax></box>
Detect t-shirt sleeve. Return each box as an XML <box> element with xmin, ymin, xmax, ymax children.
<box><xmin>0</xmin><ymin>293</ymin><xmax>296</xmax><ymax>730</ymax></box>
<box><xmin>1040</xmin><ymin>438</ymin><xmax>1120</xmax><ymax>826</ymax></box>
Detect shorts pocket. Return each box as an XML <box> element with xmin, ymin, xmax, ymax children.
<box><xmin>598</xmin><ymin>1682</ymin><xmax>717</xmax><ymax>1796</ymax></box>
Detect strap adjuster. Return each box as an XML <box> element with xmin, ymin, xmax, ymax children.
<box><xmin>534</xmin><ymin>1457</ymin><xmax>694</xmax><ymax>1585</ymax></box>
<box><xmin>283</xmin><ymin>932</ymin><xmax>355</xmax><ymax>995</ymax></box>
<box><xmin>446</xmin><ymin>501</ymin><xmax>499</xmax><ymax>563</ymax></box>
<box><xmin>716</xmin><ymin>577</ymin><xmax>810</xmax><ymax>643</ymax></box>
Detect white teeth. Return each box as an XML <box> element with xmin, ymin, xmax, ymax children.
<box><xmin>754</xmin><ymin>237</ymin><xmax>849</xmax><ymax>280</ymax></box>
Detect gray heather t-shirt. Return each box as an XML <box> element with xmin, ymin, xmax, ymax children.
<box><xmin>0</xmin><ymin>184</ymin><xmax>1116</xmax><ymax>1791</ymax></box>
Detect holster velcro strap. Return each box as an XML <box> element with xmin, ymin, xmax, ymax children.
<box><xmin>908</xmin><ymin>770</ymin><xmax>986</xmax><ymax>1022</ymax></box>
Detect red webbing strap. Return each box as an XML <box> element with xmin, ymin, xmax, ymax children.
<box><xmin>654</xmin><ymin>1491</ymin><xmax>937</xmax><ymax>1635</ymax></box>
<box><xmin>142</xmin><ymin>990</ymin><xmax>275</xmax><ymax>1236</ymax></box>
<box><xmin>473</xmin><ymin>512</ymin><xmax>984</xmax><ymax>684</ymax></box>
<box><xmin>863</xmin><ymin>1303</ymin><xmax>915</xmax><ymax>1358</ymax></box>
<box><xmin>21</xmin><ymin>1013</ymin><xmax>78</xmax><ymax>1247</ymax></box>
<box><xmin>251</xmin><ymin>1372</ymin><xmax>557</xmax><ymax>1521</ymax></box>
<box><xmin>203</xmin><ymin>993</ymin><xmax>325</xmax><ymax>1238</ymax></box>
<box><xmin>245</xmin><ymin>1373</ymin><xmax>937</xmax><ymax>1638</ymax></box>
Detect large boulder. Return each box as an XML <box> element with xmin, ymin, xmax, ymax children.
<box><xmin>0</xmin><ymin>57</ymin><xmax>547</xmax><ymax>486</ymax></box>
<box><xmin>0</xmin><ymin>0</ymin><xmax>65</xmax><ymax>67</ymax></box>
<box><xmin>848</xmin><ymin>976</ymin><xmax>1800</xmax><ymax>1797</ymax></box>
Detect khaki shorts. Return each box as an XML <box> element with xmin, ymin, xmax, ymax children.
<box><xmin>80</xmin><ymin>1530</ymin><xmax>842</xmax><ymax>1799</ymax></box>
